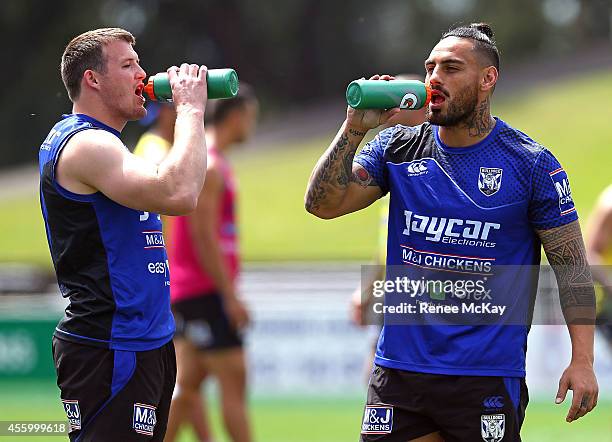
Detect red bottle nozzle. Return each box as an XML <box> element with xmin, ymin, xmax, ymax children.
<box><xmin>144</xmin><ymin>78</ymin><xmax>157</xmax><ymax>101</ymax></box>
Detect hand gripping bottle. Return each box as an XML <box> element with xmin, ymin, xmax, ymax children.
<box><xmin>144</xmin><ymin>68</ymin><xmax>239</xmax><ymax>102</ymax></box>
<box><xmin>346</xmin><ymin>79</ymin><xmax>431</xmax><ymax>110</ymax></box>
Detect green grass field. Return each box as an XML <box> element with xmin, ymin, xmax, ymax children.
<box><xmin>1</xmin><ymin>70</ymin><xmax>612</xmax><ymax>265</ymax></box>
<box><xmin>0</xmin><ymin>381</ymin><xmax>609</xmax><ymax>441</ymax></box>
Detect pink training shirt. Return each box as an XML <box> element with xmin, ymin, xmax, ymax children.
<box><xmin>168</xmin><ymin>147</ymin><xmax>239</xmax><ymax>302</ymax></box>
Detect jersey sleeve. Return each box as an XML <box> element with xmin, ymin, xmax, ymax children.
<box><xmin>528</xmin><ymin>149</ymin><xmax>578</xmax><ymax>230</ymax></box>
<box><xmin>353</xmin><ymin>126</ymin><xmax>396</xmax><ymax>195</ymax></box>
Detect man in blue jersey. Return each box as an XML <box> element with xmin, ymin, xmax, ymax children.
<box><xmin>39</xmin><ymin>28</ymin><xmax>208</xmax><ymax>441</ymax></box>
<box><xmin>306</xmin><ymin>23</ymin><xmax>598</xmax><ymax>441</ymax></box>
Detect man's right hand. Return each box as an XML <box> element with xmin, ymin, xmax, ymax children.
<box><xmin>350</xmin><ymin>288</ymin><xmax>366</xmax><ymax>326</ymax></box>
<box><xmin>167</xmin><ymin>63</ymin><xmax>208</xmax><ymax>113</ymax></box>
<box><xmin>305</xmin><ymin>74</ymin><xmax>399</xmax><ymax>219</ymax></box>
<box><xmin>346</xmin><ymin>75</ymin><xmax>401</xmax><ymax>132</ymax></box>
<box><xmin>225</xmin><ymin>295</ymin><xmax>250</xmax><ymax>331</ymax></box>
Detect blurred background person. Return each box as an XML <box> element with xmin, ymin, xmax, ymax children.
<box><xmin>134</xmin><ymin>102</ymin><xmax>214</xmax><ymax>442</ymax></box>
<box><xmin>350</xmin><ymin>74</ymin><xmax>427</xmax><ymax>382</ymax></box>
<box><xmin>586</xmin><ymin>184</ymin><xmax>612</xmax><ymax>348</ymax></box>
<box><xmin>165</xmin><ymin>84</ymin><xmax>259</xmax><ymax>442</ymax></box>
<box><xmin>134</xmin><ymin>102</ymin><xmax>176</xmax><ymax>165</ymax></box>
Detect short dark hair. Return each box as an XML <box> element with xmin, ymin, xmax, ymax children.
<box><xmin>205</xmin><ymin>82</ymin><xmax>257</xmax><ymax>126</ymax></box>
<box><xmin>441</xmin><ymin>23</ymin><xmax>500</xmax><ymax>72</ymax></box>
<box><xmin>61</xmin><ymin>28</ymin><xmax>135</xmax><ymax>101</ymax></box>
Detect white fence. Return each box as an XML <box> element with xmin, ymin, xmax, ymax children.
<box><xmin>2</xmin><ymin>263</ymin><xmax>610</xmax><ymax>398</ymax></box>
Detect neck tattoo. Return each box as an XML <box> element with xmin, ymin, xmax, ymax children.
<box><xmin>464</xmin><ymin>97</ymin><xmax>495</xmax><ymax>138</ymax></box>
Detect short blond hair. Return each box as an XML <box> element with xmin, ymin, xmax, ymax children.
<box><xmin>61</xmin><ymin>28</ymin><xmax>135</xmax><ymax>101</ymax></box>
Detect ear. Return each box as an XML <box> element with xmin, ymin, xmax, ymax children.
<box><xmin>82</xmin><ymin>69</ymin><xmax>101</xmax><ymax>92</ymax></box>
<box><xmin>481</xmin><ymin>66</ymin><xmax>498</xmax><ymax>93</ymax></box>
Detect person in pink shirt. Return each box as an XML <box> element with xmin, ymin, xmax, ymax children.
<box><xmin>165</xmin><ymin>85</ymin><xmax>258</xmax><ymax>442</ymax></box>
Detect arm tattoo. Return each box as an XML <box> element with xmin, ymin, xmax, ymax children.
<box><xmin>338</xmin><ymin>140</ymin><xmax>353</xmax><ymax>187</ymax></box>
<box><xmin>305</xmin><ymin>131</ymin><xmax>361</xmax><ymax>212</ymax></box>
<box><xmin>351</xmin><ymin>165</ymin><xmax>375</xmax><ymax>187</ymax></box>
<box><xmin>345</xmin><ymin>130</ymin><xmax>377</xmax><ymax>187</ymax></box>
<box><xmin>537</xmin><ymin>221</ymin><xmax>596</xmax><ymax>324</ymax></box>
<box><xmin>464</xmin><ymin>96</ymin><xmax>495</xmax><ymax>138</ymax></box>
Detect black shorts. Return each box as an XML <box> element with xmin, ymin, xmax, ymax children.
<box><xmin>52</xmin><ymin>336</ymin><xmax>176</xmax><ymax>442</ymax></box>
<box><xmin>172</xmin><ymin>292</ymin><xmax>243</xmax><ymax>351</ymax></box>
<box><xmin>360</xmin><ymin>365</ymin><xmax>528</xmax><ymax>442</ymax></box>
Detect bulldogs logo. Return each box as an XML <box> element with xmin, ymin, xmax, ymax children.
<box><xmin>481</xmin><ymin>414</ymin><xmax>505</xmax><ymax>442</ymax></box>
<box><xmin>478</xmin><ymin>167</ymin><xmax>503</xmax><ymax>196</ymax></box>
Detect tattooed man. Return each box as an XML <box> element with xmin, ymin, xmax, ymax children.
<box><xmin>305</xmin><ymin>23</ymin><xmax>598</xmax><ymax>442</ymax></box>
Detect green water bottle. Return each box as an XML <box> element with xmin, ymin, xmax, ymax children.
<box><xmin>144</xmin><ymin>68</ymin><xmax>239</xmax><ymax>102</ymax></box>
<box><xmin>346</xmin><ymin>79</ymin><xmax>431</xmax><ymax>110</ymax></box>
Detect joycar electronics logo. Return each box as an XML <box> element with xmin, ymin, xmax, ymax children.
<box><xmin>403</xmin><ymin>210</ymin><xmax>500</xmax><ymax>248</ymax></box>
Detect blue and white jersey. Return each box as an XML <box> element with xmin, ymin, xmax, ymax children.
<box><xmin>39</xmin><ymin>114</ymin><xmax>174</xmax><ymax>352</ymax></box>
<box><xmin>355</xmin><ymin>118</ymin><xmax>577</xmax><ymax>377</ymax></box>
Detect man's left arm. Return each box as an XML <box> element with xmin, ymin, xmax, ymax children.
<box><xmin>536</xmin><ymin>220</ymin><xmax>599</xmax><ymax>422</ymax></box>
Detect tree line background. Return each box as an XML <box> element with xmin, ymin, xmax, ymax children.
<box><xmin>1</xmin><ymin>0</ymin><xmax>610</xmax><ymax>168</ymax></box>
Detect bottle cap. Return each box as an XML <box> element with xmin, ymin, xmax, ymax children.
<box><xmin>144</xmin><ymin>78</ymin><xmax>157</xmax><ymax>101</ymax></box>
